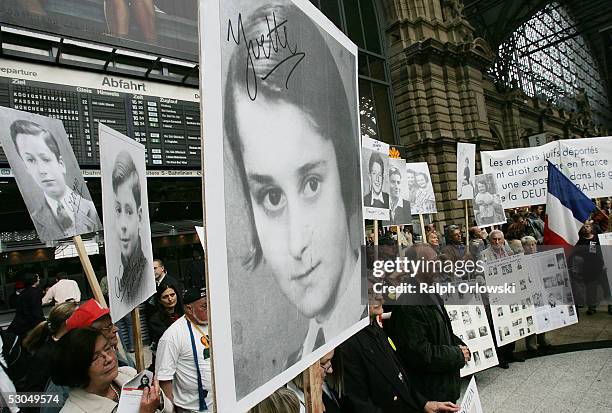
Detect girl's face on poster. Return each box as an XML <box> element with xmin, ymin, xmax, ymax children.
<box><xmin>416</xmin><ymin>174</ymin><xmax>427</xmax><ymax>188</ymax></box>
<box><xmin>477</xmin><ymin>182</ymin><xmax>487</xmax><ymax>194</ymax></box>
<box><xmin>406</xmin><ymin>171</ymin><xmax>415</xmax><ymax>187</ymax></box>
<box><xmin>236</xmin><ymin>95</ymin><xmax>350</xmax><ymax>319</ymax></box>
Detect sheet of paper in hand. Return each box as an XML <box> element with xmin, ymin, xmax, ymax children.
<box><xmin>459</xmin><ymin>377</ymin><xmax>484</xmax><ymax>413</ymax></box>
<box><xmin>117</xmin><ymin>370</ymin><xmax>154</xmax><ymax>413</ymax></box>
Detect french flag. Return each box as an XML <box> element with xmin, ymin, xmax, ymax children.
<box><xmin>543</xmin><ymin>160</ymin><xmax>595</xmax><ymax>247</ymax></box>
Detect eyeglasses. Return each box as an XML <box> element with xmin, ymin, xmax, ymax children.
<box><xmin>91</xmin><ymin>345</ymin><xmax>114</xmax><ymax>366</ymax></box>
<box><xmin>97</xmin><ymin>323</ymin><xmax>115</xmax><ymax>333</ymax></box>
<box><xmin>319</xmin><ymin>360</ymin><xmax>332</xmax><ymax>373</ymax></box>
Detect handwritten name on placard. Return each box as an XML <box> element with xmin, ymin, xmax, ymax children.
<box><xmin>227</xmin><ymin>11</ymin><xmax>305</xmax><ymax>101</ymax></box>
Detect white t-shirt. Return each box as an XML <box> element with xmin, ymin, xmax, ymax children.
<box><xmin>42</xmin><ymin>279</ymin><xmax>81</xmax><ymax>305</ymax></box>
<box><xmin>156</xmin><ymin>315</ymin><xmax>213</xmax><ymax>412</ymax></box>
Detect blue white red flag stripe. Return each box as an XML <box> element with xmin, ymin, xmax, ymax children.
<box><xmin>543</xmin><ymin>160</ymin><xmax>595</xmax><ymax>246</ymax></box>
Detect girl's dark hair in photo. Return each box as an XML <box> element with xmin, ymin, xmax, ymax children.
<box><xmin>224</xmin><ymin>1</ymin><xmax>361</xmax><ymax>269</ymax></box>
<box><xmin>51</xmin><ymin>328</ymin><xmax>104</xmax><ymax>388</ymax></box>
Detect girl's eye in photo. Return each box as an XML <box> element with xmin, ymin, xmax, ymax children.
<box><xmin>261</xmin><ymin>188</ymin><xmax>285</xmax><ymax>212</ymax></box>
<box><xmin>303</xmin><ymin>177</ymin><xmax>320</xmax><ymax>197</ymax></box>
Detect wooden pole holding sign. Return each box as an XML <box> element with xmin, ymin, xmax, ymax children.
<box><xmin>73</xmin><ymin>235</ymin><xmax>130</xmax><ymax>362</ymax></box>
<box><xmin>419</xmin><ymin>214</ymin><xmax>427</xmax><ymax>244</ymax></box>
<box><xmin>373</xmin><ymin>220</ymin><xmax>379</xmax><ymax>245</ymax></box>
<box><xmin>130</xmin><ymin>307</ymin><xmax>145</xmax><ymax>372</ymax></box>
<box><xmin>303</xmin><ymin>362</ymin><xmax>324</xmax><ymax>413</ymax></box>
<box><xmin>464</xmin><ymin>200</ymin><xmax>470</xmax><ymax>246</ymax></box>
<box><xmin>73</xmin><ymin>235</ymin><xmax>106</xmax><ymax>307</ymax></box>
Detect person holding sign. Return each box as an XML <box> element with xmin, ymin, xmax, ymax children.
<box><xmin>224</xmin><ymin>1</ymin><xmax>365</xmax><ymax>368</ymax></box>
<box><xmin>51</xmin><ymin>328</ymin><xmax>170</xmax><ymax>413</ymax></box>
<box><xmin>9</xmin><ymin>119</ymin><xmax>101</xmax><ymax>241</ymax></box>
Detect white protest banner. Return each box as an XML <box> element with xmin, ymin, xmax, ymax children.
<box><xmin>457</xmin><ymin>142</ymin><xmax>476</xmax><ymax>200</ymax></box>
<box><xmin>362</xmin><ymin>137</ymin><xmax>391</xmax><ymax>220</ymax></box>
<box><xmin>481</xmin><ymin>141</ymin><xmax>560</xmax><ymax>208</ymax></box>
<box><xmin>482</xmin><ymin>136</ymin><xmax>612</xmax><ymax>208</ymax></box>
<box><xmin>201</xmin><ymin>0</ymin><xmax>368</xmax><ymax>411</ymax></box>
<box><xmin>598</xmin><ymin>233</ymin><xmax>612</xmax><ymax>296</ymax></box>
<box><xmin>443</xmin><ymin>282</ymin><xmax>498</xmax><ymax>376</ymax></box>
<box><xmin>525</xmin><ymin>249</ymin><xmax>578</xmax><ymax>334</ymax></box>
<box><xmin>558</xmin><ymin>137</ymin><xmax>612</xmax><ymax>198</ymax></box>
<box><xmin>99</xmin><ymin>124</ymin><xmax>156</xmax><ymax>323</ymax></box>
<box><xmin>459</xmin><ymin>377</ymin><xmax>484</xmax><ymax>413</ymax></box>
<box><xmin>485</xmin><ymin>255</ymin><xmax>536</xmax><ymax>345</ymax></box>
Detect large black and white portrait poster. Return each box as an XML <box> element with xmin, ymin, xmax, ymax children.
<box><xmin>473</xmin><ymin>173</ymin><xmax>506</xmax><ymax>227</ymax></box>
<box><xmin>405</xmin><ymin>162</ymin><xmax>437</xmax><ymax>214</ymax></box>
<box><xmin>99</xmin><ymin>124</ymin><xmax>155</xmax><ymax>323</ymax></box>
<box><xmin>361</xmin><ymin>137</ymin><xmax>390</xmax><ymax>220</ymax></box>
<box><xmin>0</xmin><ymin>107</ymin><xmax>101</xmax><ymax>242</ymax></box>
<box><xmin>457</xmin><ymin>142</ymin><xmax>476</xmax><ymax>201</ymax></box>
<box><xmin>382</xmin><ymin>157</ymin><xmax>412</xmax><ymax>227</ymax></box>
<box><xmin>200</xmin><ymin>0</ymin><xmax>368</xmax><ymax>411</ymax></box>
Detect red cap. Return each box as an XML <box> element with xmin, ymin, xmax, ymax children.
<box><xmin>66</xmin><ymin>299</ymin><xmax>110</xmax><ymax>332</ymax></box>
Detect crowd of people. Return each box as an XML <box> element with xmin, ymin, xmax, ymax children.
<box><xmin>1</xmin><ymin>198</ymin><xmax>610</xmax><ymax>413</ymax></box>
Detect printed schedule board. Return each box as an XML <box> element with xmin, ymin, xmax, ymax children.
<box><xmin>0</xmin><ymin>60</ymin><xmax>201</xmax><ymax>170</ymax></box>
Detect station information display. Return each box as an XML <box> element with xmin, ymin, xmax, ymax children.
<box><xmin>0</xmin><ymin>59</ymin><xmax>201</xmax><ymax>175</ymax></box>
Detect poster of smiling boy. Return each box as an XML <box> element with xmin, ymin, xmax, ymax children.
<box><xmin>0</xmin><ymin>107</ymin><xmax>101</xmax><ymax>242</ymax></box>
<box><xmin>99</xmin><ymin>123</ymin><xmax>155</xmax><ymax>323</ymax></box>
<box><xmin>200</xmin><ymin>0</ymin><xmax>367</xmax><ymax>411</ymax></box>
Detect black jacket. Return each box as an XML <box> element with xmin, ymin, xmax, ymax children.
<box><xmin>340</xmin><ymin>323</ymin><xmax>428</xmax><ymax>413</ymax></box>
<box><xmin>8</xmin><ymin>287</ymin><xmax>44</xmax><ymax>338</ymax></box>
<box><xmin>384</xmin><ymin>292</ymin><xmax>465</xmax><ymax>402</ymax></box>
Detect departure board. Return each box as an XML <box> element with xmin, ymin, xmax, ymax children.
<box><xmin>0</xmin><ymin>60</ymin><xmax>201</xmax><ymax>171</ymax></box>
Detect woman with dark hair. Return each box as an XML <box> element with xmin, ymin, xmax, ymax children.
<box><xmin>22</xmin><ymin>301</ymin><xmax>77</xmax><ymax>393</ymax></box>
<box><xmin>224</xmin><ymin>1</ymin><xmax>365</xmax><ymax>363</ymax></box>
<box><xmin>8</xmin><ymin>272</ymin><xmax>44</xmax><ymax>338</ymax></box>
<box><xmin>51</xmin><ymin>328</ymin><xmax>171</xmax><ymax>412</ymax></box>
<box><xmin>147</xmin><ymin>282</ymin><xmax>184</xmax><ymax>371</ymax></box>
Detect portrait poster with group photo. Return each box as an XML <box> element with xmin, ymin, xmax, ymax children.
<box><xmin>457</xmin><ymin>142</ymin><xmax>476</xmax><ymax>200</ymax></box>
<box><xmin>0</xmin><ymin>107</ymin><xmax>101</xmax><ymax>242</ymax></box>
<box><xmin>200</xmin><ymin>0</ymin><xmax>368</xmax><ymax>411</ymax></box>
<box><xmin>362</xmin><ymin>137</ymin><xmax>390</xmax><ymax>220</ymax></box>
<box><xmin>382</xmin><ymin>157</ymin><xmax>412</xmax><ymax>227</ymax></box>
<box><xmin>443</xmin><ymin>282</ymin><xmax>498</xmax><ymax>376</ymax></box>
<box><xmin>405</xmin><ymin>162</ymin><xmax>437</xmax><ymax>214</ymax></box>
<box><xmin>473</xmin><ymin>173</ymin><xmax>506</xmax><ymax>228</ymax></box>
<box><xmin>99</xmin><ymin>124</ymin><xmax>156</xmax><ymax>323</ymax></box>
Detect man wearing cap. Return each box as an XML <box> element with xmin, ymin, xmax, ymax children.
<box><xmin>65</xmin><ymin>298</ymin><xmax>134</xmax><ymax>368</ymax></box>
<box><xmin>156</xmin><ymin>287</ymin><xmax>213</xmax><ymax>412</ymax></box>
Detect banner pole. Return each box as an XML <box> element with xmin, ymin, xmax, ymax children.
<box><xmin>373</xmin><ymin>220</ymin><xmax>379</xmax><ymax>245</ymax></box>
<box><xmin>303</xmin><ymin>362</ymin><xmax>323</xmax><ymax>413</ymax></box>
<box><xmin>419</xmin><ymin>214</ymin><xmax>427</xmax><ymax>244</ymax></box>
<box><xmin>73</xmin><ymin>235</ymin><xmax>106</xmax><ymax>307</ymax></box>
<box><xmin>73</xmin><ymin>235</ymin><xmax>128</xmax><ymax>359</ymax></box>
<box><xmin>464</xmin><ymin>200</ymin><xmax>470</xmax><ymax>246</ymax></box>
<box><xmin>130</xmin><ymin>307</ymin><xmax>145</xmax><ymax>372</ymax></box>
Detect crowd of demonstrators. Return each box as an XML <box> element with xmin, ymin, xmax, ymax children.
<box><xmin>147</xmin><ymin>282</ymin><xmax>184</xmax><ymax>372</ymax></box>
<box><xmin>41</xmin><ymin>272</ymin><xmax>81</xmax><ymax>306</ymax></box>
<box><xmin>339</xmin><ymin>276</ymin><xmax>460</xmax><ymax>412</ymax></box>
<box><xmin>155</xmin><ymin>287</ymin><xmax>213</xmax><ymax>412</ymax></box>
